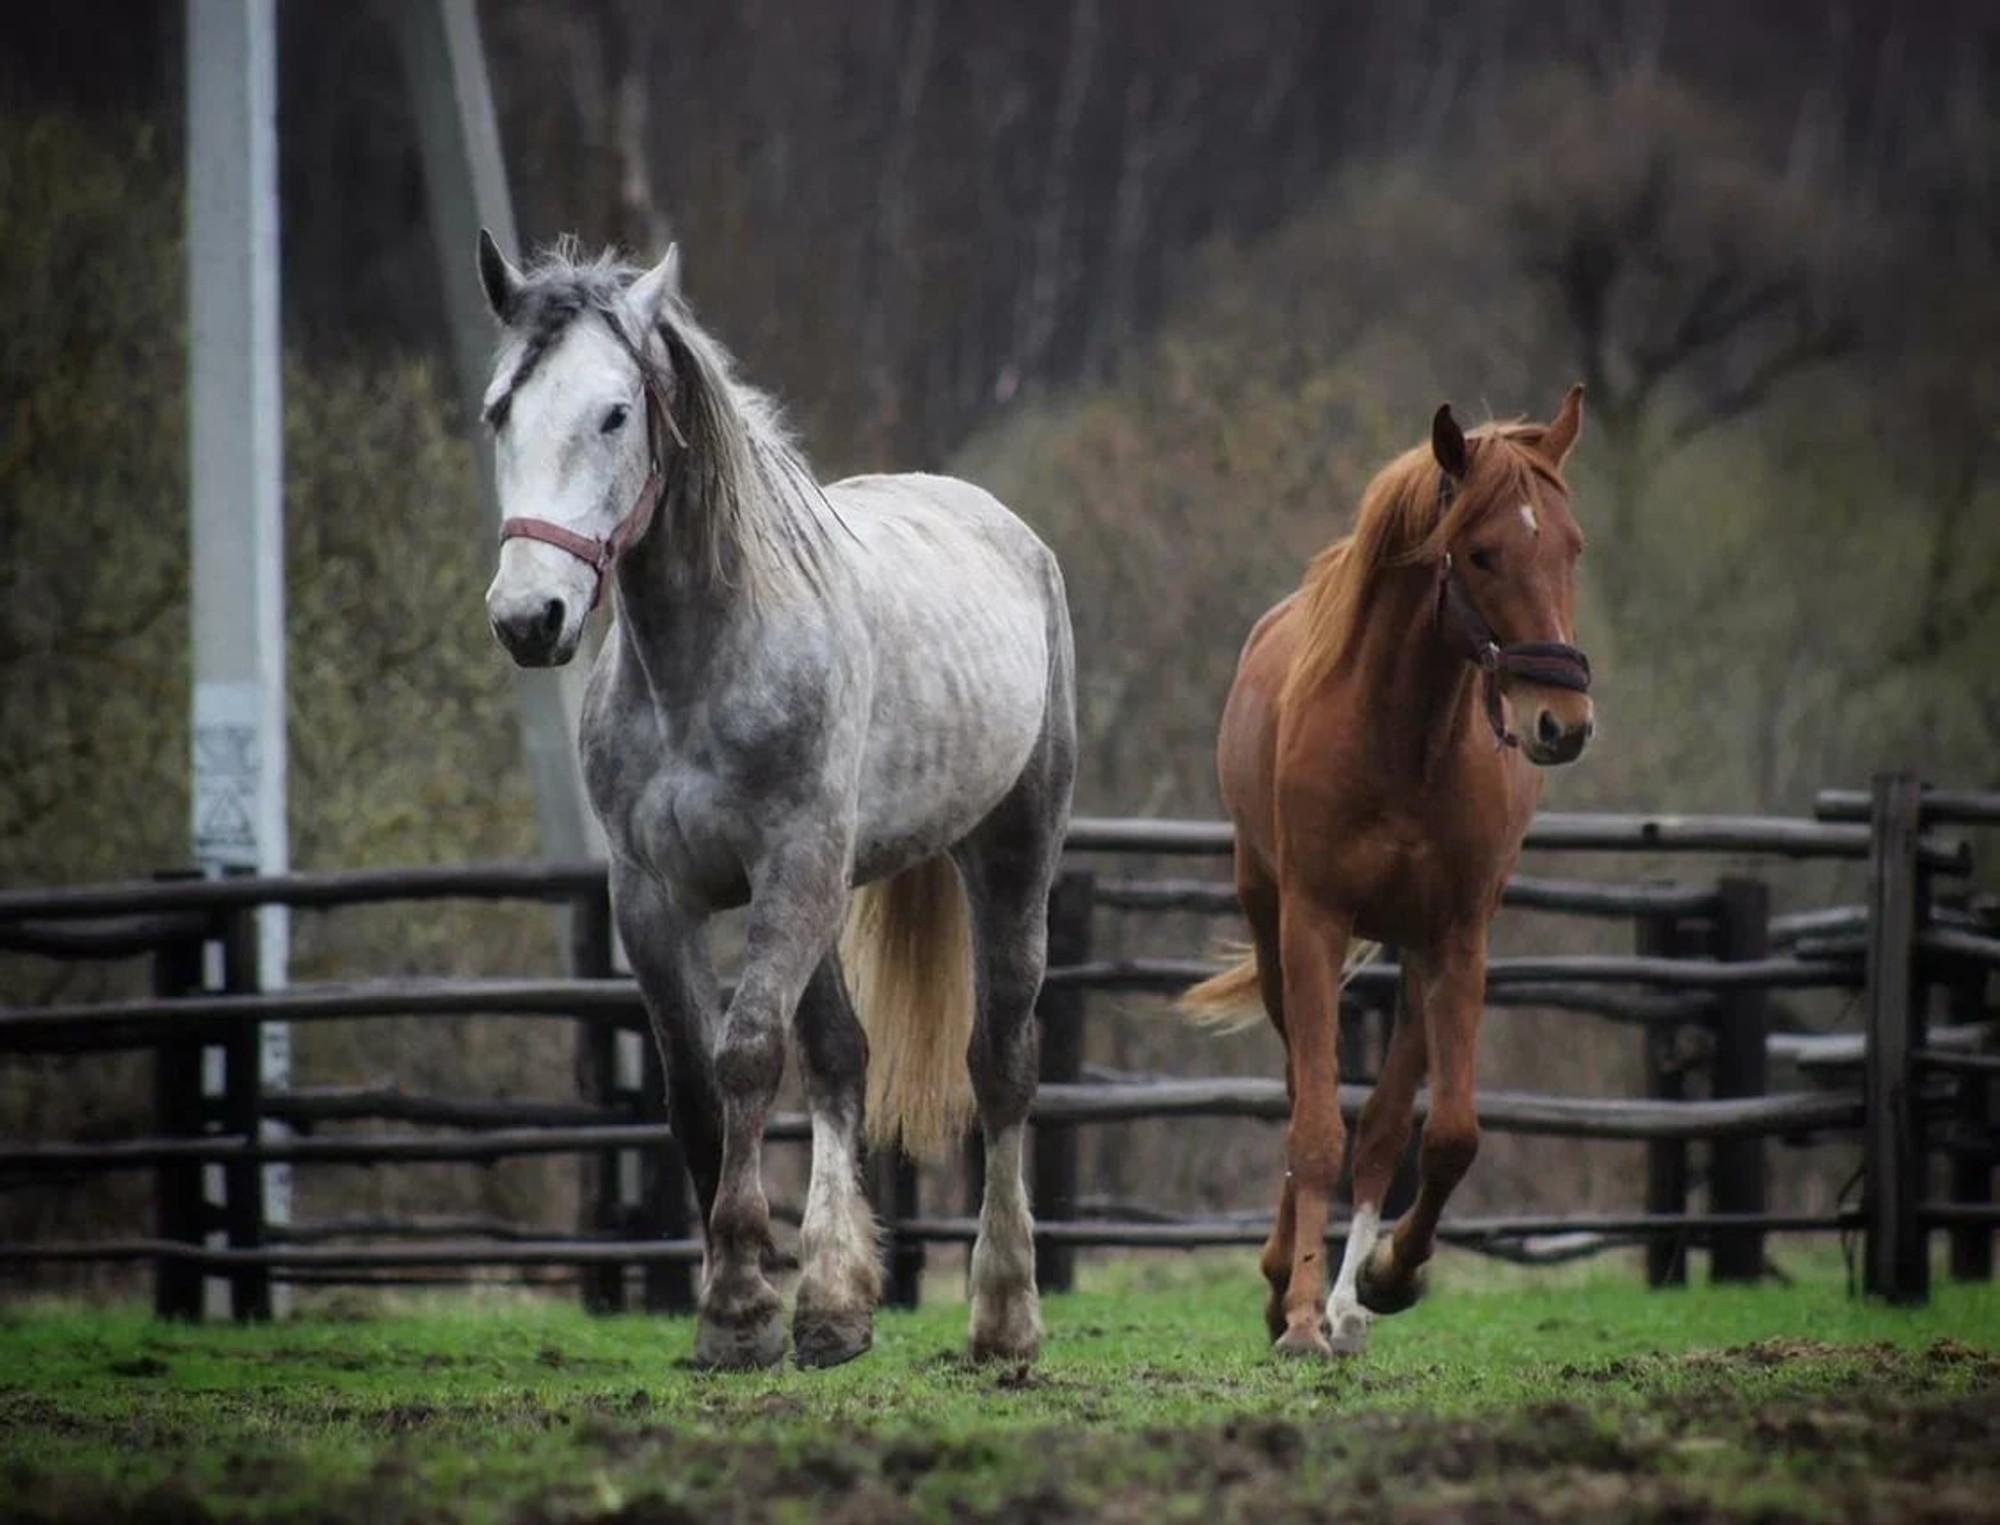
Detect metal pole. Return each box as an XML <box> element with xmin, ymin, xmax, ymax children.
<box><xmin>392</xmin><ymin>0</ymin><xmax>600</xmax><ymax>861</ymax></box>
<box><xmin>186</xmin><ymin>0</ymin><xmax>288</xmax><ymax>1312</ymax></box>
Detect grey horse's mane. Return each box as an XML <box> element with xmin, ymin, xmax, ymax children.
<box><xmin>493</xmin><ymin>239</ymin><xmax>837</xmax><ymax>606</ymax></box>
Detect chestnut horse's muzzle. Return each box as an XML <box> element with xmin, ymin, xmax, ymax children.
<box><xmin>1436</xmin><ymin>555</ymin><xmax>1593</xmax><ymax>754</ymax></box>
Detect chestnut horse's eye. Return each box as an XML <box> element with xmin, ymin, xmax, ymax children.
<box><xmin>600</xmin><ymin>404</ymin><xmax>630</xmax><ymax>435</ymax></box>
<box><xmin>1468</xmin><ymin>547</ymin><xmax>1496</xmax><ymax>573</ymax></box>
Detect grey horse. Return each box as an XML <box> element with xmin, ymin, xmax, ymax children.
<box><xmin>477</xmin><ymin>233</ymin><xmax>1076</xmax><ymax>1371</ymax></box>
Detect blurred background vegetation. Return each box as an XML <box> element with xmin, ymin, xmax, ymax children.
<box><xmin>1</xmin><ymin>0</ymin><xmax>1993</xmax><ymax>1282</ymax></box>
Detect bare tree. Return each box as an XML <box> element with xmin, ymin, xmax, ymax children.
<box><xmin>1499</xmin><ymin>72</ymin><xmax>1862</xmax><ymax>601</ymax></box>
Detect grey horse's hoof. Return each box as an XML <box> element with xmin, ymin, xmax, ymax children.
<box><xmin>968</xmin><ymin>1289</ymin><xmax>1043</xmax><ymax>1368</ymax></box>
<box><xmin>1356</xmin><ymin>1243</ymin><xmax>1427</xmax><ymax>1317</ymax></box>
<box><xmin>694</xmin><ymin>1301</ymin><xmax>787</xmax><ymax>1371</ymax></box>
<box><xmin>793</xmin><ymin>1308</ymin><xmax>874</xmax><ymax>1369</ymax></box>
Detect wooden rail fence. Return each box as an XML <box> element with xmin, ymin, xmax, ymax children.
<box><xmin>0</xmin><ymin>773</ymin><xmax>1992</xmax><ymax>1318</ymax></box>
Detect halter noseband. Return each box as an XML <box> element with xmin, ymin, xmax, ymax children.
<box><xmin>497</xmin><ymin>327</ymin><xmax>683</xmax><ymax>613</ymax></box>
<box><xmin>1433</xmin><ymin>473</ymin><xmax>1592</xmax><ymax>750</ymax></box>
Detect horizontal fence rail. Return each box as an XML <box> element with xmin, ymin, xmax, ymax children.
<box><xmin>0</xmin><ymin>806</ymin><xmax>1981</xmax><ymax>929</ymax></box>
<box><xmin>0</xmin><ymin>1080</ymin><xmax>1866</xmax><ymax>1178</ymax></box>
<box><xmin>0</xmin><ymin>952</ymin><xmax>1873</xmax><ymax>1054</ymax></box>
<box><xmin>1815</xmin><ymin>787</ymin><xmax>2000</xmax><ymax>827</ymax></box>
<box><xmin>2</xmin><ymin>1211</ymin><xmax>1886</xmax><ymax>1271</ymax></box>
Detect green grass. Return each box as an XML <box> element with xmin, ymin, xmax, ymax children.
<box><xmin>2</xmin><ymin>1256</ymin><xmax>1996</xmax><ymax>1523</ymax></box>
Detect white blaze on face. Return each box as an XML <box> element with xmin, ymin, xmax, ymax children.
<box><xmin>482</xmin><ymin>319</ymin><xmax>651</xmax><ymax>654</ymax></box>
<box><xmin>1519</xmin><ymin>501</ymin><xmax>1540</xmax><ymax>536</ymax></box>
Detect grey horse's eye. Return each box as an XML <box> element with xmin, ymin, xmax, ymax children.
<box><xmin>600</xmin><ymin>404</ymin><xmax>630</xmax><ymax>435</ymax></box>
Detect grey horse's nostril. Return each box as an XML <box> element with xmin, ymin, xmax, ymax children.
<box><xmin>1536</xmin><ymin>710</ymin><xmax>1564</xmax><ymax>747</ymax></box>
<box><xmin>539</xmin><ymin>599</ymin><xmax>565</xmax><ymax>640</ymax></box>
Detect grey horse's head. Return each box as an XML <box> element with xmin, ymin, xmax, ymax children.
<box><xmin>477</xmin><ymin>235</ymin><xmax>678</xmax><ymax>667</ymax></box>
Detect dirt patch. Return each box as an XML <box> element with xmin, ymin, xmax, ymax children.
<box><xmin>104</xmin><ymin>1355</ymin><xmax>170</xmax><ymax>1379</ymax></box>
<box><xmin>552</xmin><ymin>1345</ymin><xmax>2000</xmax><ymax>1525</ymax></box>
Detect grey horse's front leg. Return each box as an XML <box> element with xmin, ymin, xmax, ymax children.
<box><xmin>696</xmin><ymin>839</ymin><xmax>849</xmax><ymax>1371</ymax></box>
<box><xmin>608</xmin><ymin>864</ymin><xmax>727</xmax><ymax>1302</ymax></box>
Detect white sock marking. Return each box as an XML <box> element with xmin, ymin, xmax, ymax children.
<box><xmin>801</xmin><ymin>1114</ymin><xmax>876</xmax><ymax>1305</ymax></box>
<box><xmin>972</xmin><ymin>1124</ymin><xmax>1035</xmax><ymax>1298</ymax></box>
<box><xmin>1330</xmin><ymin>1203</ymin><xmax>1382</xmax><ymax>1313</ymax></box>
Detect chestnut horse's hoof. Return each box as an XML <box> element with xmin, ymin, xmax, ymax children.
<box><xmin>1356</xmin><ymin>1242</ymin><xmax>1427</xmax><ymax>1317</ymax></box>
<box><xmin>1326</xmin><ymin>1303</ymin><xmax>1370</xmax><ymax>1356</ymax></box>
<box><xmin>1272</xmin><ymin>1320</ymin><xmax>1335</xmax><ymax>1359</ymax></box>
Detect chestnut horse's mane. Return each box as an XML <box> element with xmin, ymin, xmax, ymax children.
<box><xmin>1280</xmin><ymin>422</ymin><xmax>1567</xmax><ymax>713</ymax></box>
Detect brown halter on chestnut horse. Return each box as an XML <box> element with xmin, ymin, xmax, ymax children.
<box><xmin>1182</xmin><ymin>387</ymin><xmax>1594</xmax><ymax>1358</ymax></box>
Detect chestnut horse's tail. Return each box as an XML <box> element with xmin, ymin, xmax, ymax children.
<box><xmin>1180</xmin><ymin>937</ymin><xmax>1383</xmax><ymax>1033</ymax></box>
<box><xmin>843</xmin><ymin>855</ymin><xmax>976</xmax><ymax>1163</ymax></box>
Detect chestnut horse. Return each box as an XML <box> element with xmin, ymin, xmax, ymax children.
<box><xmin>1182</xmin><ymin>389</ymin><xmax>1593</xmax><ymax>1357</ymax></box>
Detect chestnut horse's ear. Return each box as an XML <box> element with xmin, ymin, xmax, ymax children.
<box><xmin>478</xmin><ymin>228</ymin><xmax>523</xmax><ymax>323</ymax></box>
<box><xmin>1542</xmin><ymin>383</ymin><xmax>1585</xmax><ymax>468</ymax></box>
<box><xmin>1432</xmin><ymin>402</ymin><xmax>1468</xmax><ymax>481</ymax></box>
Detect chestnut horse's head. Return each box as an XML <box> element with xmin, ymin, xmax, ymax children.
<box><xmin>1430</xmin><ymin>387</ymin><xmax>1592</xmax><ymax>766</ymax></box>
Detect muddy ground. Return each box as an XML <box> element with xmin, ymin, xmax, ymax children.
<box><xmin>5</xmin><ymin>1337</ymin><xmax>1994</xmax><ymax>1525</ymax></box>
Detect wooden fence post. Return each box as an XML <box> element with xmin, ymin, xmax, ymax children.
<box><xmin>1863</xmin><ymin>772</ymin><xmax>1929</xmax><ymax>1304</ymax></box>
<box><xmin>1944</xmin><ymin>938</ymin><xmax>1992</xmax><ymax>1283</ymax></box>
<box><xmin>636</xmin><ymin>1030</ymin><xmax>695</xmax><ymax>1313</ymax></box>
<box><xmin>1709</xmin><ymin>876</ymin><xmax>1770</xmax><ymax>1283</ymax></box>
<box><xmin>1033</xmin><ymin>869</ymin><xmax>1094</xmax><ymax>1294</ymax></box>
<box><xmin>151</xmin><ymin>872</ymin><xmax>208</xmax><ymax>1321</ymax></box>
<box><xmin>570</xmin><ymin>882</ymin><xmax>627</xmax><ymax>1314</ymax></box>
<box><xmin>217</xmin><ymin>899</ymin><xmax>271</xmax><ymax>1320</ymax></box>
<box><xmin>1638</xmin><ymin>891</ymin><xmax>1694</xmax><ymax>1287</ymax></box>
<box><xmin>867</xmin><ymin>1146</ymin><xmax>924</xmax><ymax>1309</ymax></box>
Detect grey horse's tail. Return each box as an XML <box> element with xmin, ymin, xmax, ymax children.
<box><xmin>842</xmin><ymin>855</ymin><xmax>976</xmax><ymax>1162</ymax></box>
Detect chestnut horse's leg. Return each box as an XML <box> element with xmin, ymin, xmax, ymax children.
<box><xmin>1371</xmin><ymin>932</ymin><xmax>1485</xmax><ymax>1295</ymax></box>
<box><xmin>1261</xmin><ymin>1171</ymin><xmax>1297</xmax><ymax>1344</ymax></box>
<box><xmin>1242</xmin><ymin>886</ymin><xmax>1296</xmax><ymax>1342</ymax></box>
<box><xmin>1272</xmin><ymin>895</ymin><xmax>1354</xmax><ymax>1357</ymax></box>
<box><xmin>1343</xmin><ymin>965</ymin><xmax>1430</xmax><ymax>1321</ymax></box>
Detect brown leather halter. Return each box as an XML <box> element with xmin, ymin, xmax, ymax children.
<box><xmin>497</xmin><ymin>336</ymin><xmax>681</xmax><ymax>613</ymax></box>
<box><xmin>1433</xmin><ymin>473</ymin><xmax>1592</xmax><ymax>749</ymax></box>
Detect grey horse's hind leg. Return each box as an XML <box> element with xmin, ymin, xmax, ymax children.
<box><xmin>790</xmin><ymin>951</ymin><xmax>881</xmax><ymax>1367</ymax></box>
<box><xmin>957</xmin><ymin>726</ymin><xmax>1074</xmax><ymax>1364</ymax></box>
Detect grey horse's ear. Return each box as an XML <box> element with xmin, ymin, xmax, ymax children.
<box><xmin>478</xmin><ymin>228</ymin><xmax>523</xmax><ymax>323</ymax></box>
<box><xmin>627</xmin><ymin>243</ymin><xmax>682</xmax><ymax>325</ymax></box>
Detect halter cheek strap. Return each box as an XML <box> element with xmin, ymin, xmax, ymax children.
<box><xmin>1434</xmin><ymin>472</ymin><xmax>1592</xmax><ymax>749</ymax></box>
<box><xmin>497</xmin><ymin>381</ymin><xmax>677</xmax><ymax>612</ymax></box>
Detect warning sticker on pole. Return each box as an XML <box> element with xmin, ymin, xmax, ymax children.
<box><xmin>193</xmin><ymin>680</ymin><xmax>261</xmax><ymax>866</ymax></box>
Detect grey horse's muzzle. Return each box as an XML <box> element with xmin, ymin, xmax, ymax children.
<box><xmin>489</xmin><ymin>590</ymin><xmax>573</xmax><ymax>667</ymax></box>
